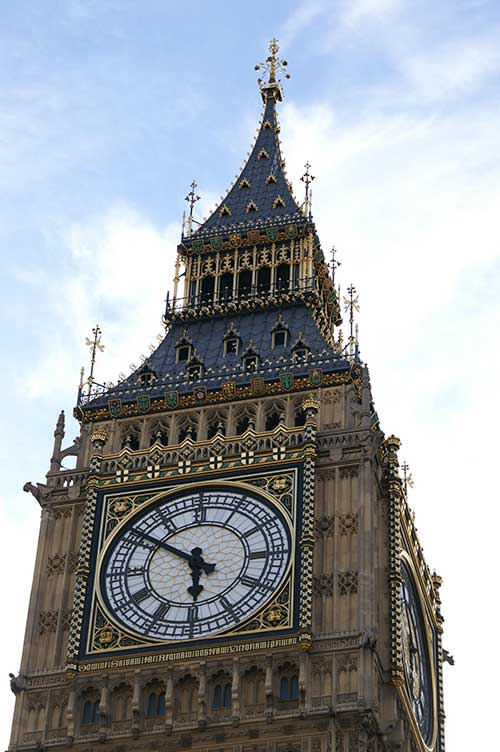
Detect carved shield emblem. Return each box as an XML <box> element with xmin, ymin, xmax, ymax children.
<box><xmin>193</xmin><ymin>386</ymin><xmax>207</xmax><ymax>403</ymax></box>
<box><xmin>108</xmin><ymin>399</ymin><xmax>122</xmax><ymax>417</ymax></box>
<box><xmin>251</xmin><ymin>377</ymin><xmax>266</xmax><ymax>395</ymax></box>
<box><xmin>211</xmin><ymin>236</ymin><xmax>222</xmax><ymax>251</ymax></box>
<box><xmin>229</xmin><ymin>233</ymin><xmax>241</xmax><ymax>248</ymax></box>
<box><xmin>309</xmin><ymin>368</ymin><xmax>323</xmax><ymax>386</ymax></box>
<box><xmin>266</xmin><ymin>226</ymin><xmax>278</xmax><ymax>242</ymax></box>
<box><xmin>286</xmin><ymin>224</ymin><xmax>297</xmax><ymax>239</ymax></box>
<box><xmin>165</xmin><ymin>391</ymin><xmax>178</xmax><ymax>409</ymax></box>
<box><xmin>192</xmin><ymin>240</ymin><xmax>204</xmax><ymax>254</ymax></box>
<box><xmin>248</xmin><ymin>229</ymin><xmax>260</xmax><ymax>245</ymax></box>
<box><xmin>137</xmin><ymin>394</ymin><xmax>150</xmax><ymax>413</ymax></box>
<box><xmin>222</xmin><ymin>381</ymin><xmax>236</xmax><ymax>400</ymax></box>
<box><xmin>280</xmin><ymin>373</ymin><xmax>294</xmax><ymax>391</ymax></box>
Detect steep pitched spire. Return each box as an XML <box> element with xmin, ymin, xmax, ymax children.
<box><xmin>187</xmin><ymin>40</ymin><xmax>303</xmax><ymax>239</ymax></box>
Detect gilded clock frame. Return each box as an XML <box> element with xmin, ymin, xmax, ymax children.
<box><xmin>398</xmin><ymin>549</ymin><xmax>438</xmax><ymax>752</ymax></box>
<box><xmin>78</xmin><ymin>463</ymin><xmax>304</xmax><ymax>661</ymax></box>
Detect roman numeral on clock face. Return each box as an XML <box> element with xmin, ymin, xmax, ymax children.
<box><xmin>241</xmin><ymin>576</ymin><xmax>272</xmax><ymax>591</ymax></box>
<box><xmin>152</xmin><ymin>603</ymin><xmax>170</xmax><ymax>621</ymax></box>
<box><xmin>131</xmin><ymin>587</ymin><xmax>150</xmax><ymax>604</ymax></box>
<box><xmin>248</xmin><ymin>550</ymin><xmax>267</xmax><ymax>559</ymax></box>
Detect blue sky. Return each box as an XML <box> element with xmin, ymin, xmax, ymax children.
<box><xmin>2</xmin><ymin>1</ymin><xmax>500</xmax><ymax>747</ymax></box>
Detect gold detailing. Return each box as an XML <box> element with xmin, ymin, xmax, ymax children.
<box><xmin>85</xmin><ymin>324</ymin><xmax>105</xmax><ymax>392</ymax></box>
<box><xmin>239</xmin><ymin>178</ymin><xmax>251</xmax><ymax>189</ymax></box>
<box><xmin>302</xmin><ymin>394</ymin><xmax>320</xmax><ymax>414</ymax></box>
<box><xmin>265</xmin><ymin>605</ymin><xmax>284</xmax><ymax>626</ymax></box>
<box><xmin>255</xmin><ymin>39</ymin><xmax>290</xmax><ymax>102</ymax></box>
<box><xmin>90</xmin><ymin>429</ymin><xmax>107</xmax><ymax>446</ymax></box>
<box><xmin>246</xmin><ymin>201</ymin><xmax>258</xmax><ymax>213</ymax></box>
<box><xmin>263</xmin><ymin>120</ymin><xmax>273</xmax><ymax>129</ymax></box>
<box><xmin>95</xmin><ymin>624</ymin><xmax>118</xmax><ymax>648</ymax></box>
<box><xmin>257</xmin><ymin>149</ymin><xmax>270</xmax><ymax>160</ymax></box>
<box><xmin>219</xmin><ymin>205</ymin><xmax>231</xmax><ymax>217</ymax></box>
<box><xmin>273</xmin><ymin>195</ymin><xmax>286</xmax><ymax>208</ymax></box>
<box><xmin>266</xmin><ymin>174</ymin><xmax>277</xmax><ymax>184</ymax></box>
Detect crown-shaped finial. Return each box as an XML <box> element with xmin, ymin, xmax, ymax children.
<box><xmin>255</xmin><ymin>39</ymin><xmax>290</xmax><ymax>102</ymax></box>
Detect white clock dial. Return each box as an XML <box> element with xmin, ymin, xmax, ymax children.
<box><xmin>99</xmin><ymin>487</ymin><xmax>291</xmax><ymax>641</ymax></box>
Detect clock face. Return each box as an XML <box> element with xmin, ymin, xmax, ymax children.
<box><xmin>400</xmin><ymin>559</ymin><xmax>434</xmax><ymax>745</ymax></box>
<box><xmin>98</xmin><ymin>487</ymin><xmax>291</xmax><ymax>642</ymax></box>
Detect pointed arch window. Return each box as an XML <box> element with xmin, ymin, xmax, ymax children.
<box><xmin>237</xmin><ymin>269</ymin><xmax>252</xmax><ymax>299</ymax></box>
<box><xmin>224</xmin><ymin>326</ymin><xmax>241</xmax><ymax>356</ymax></box>
<box><xmin>82</xmin><ymin>699</ymin><xmax>99</xmax><ymax>725</ymax></box>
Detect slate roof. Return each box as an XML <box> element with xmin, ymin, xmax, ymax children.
<box><xmin>186</xmin><ymin>92</ymin><xmax>305</xmax><ymax>239</ymax></box>
<box><xmin>83</xmin><ymin>305</ymin><xmax>349</xmax><ymax>409</ymax></box>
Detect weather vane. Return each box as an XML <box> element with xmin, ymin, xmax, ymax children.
<box><xmin>184</xmin><ymin>180</ymin><xmax>201</xmax><ymax>236</ymax></box>
<box><xmin>401</xmin><ymin>461</ymin><xmax>414</xmax><ymax>494</ymax></box>
<box><xmin>343</xmin><ymin>284</ymin><xmax>360</xmax><ymax>357</ymax></box>
<box><xmin>255</xmin><ymin>39</ymin><xmax>290</xmax><ymax>99</ymax></box>
<box><xmin>85</xmin><ymin>324</ymin><xmax>105</xmax><ymax>393</ymax></box>
<box><xmin>300</xmin><ymin>161</ymin><xmax>315</xmax><ymax>216</ymax></box>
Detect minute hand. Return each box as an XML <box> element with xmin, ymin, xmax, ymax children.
<box><xmin>134</xmin><ymin>530</ymin><xmax>193</xmax><ymax>562</ymax></box>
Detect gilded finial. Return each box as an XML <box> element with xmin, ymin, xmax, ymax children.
<box><xmin>300</xmin><ymin>162</ymin><xmax>315</xmax><ymax>217</ymax></box>
<box><xmin>85</xmin><ymin>325</ymin><xmax>105</xmax><ymax>395</ymax></box>
<box><xmin>184</xmin><ymin>180</ymin><xmax>201</xmax><ymax>237</ymax></box>
<box><xmin>255</xmin><ymin>39</ymin><xmax>290</xmax><ymax>102</ymax></box>
<box><xmin>343</xmin><ymin>284</ymin><xmax>360</xmax><ymax>359</ymax></box>
<box><xmin>401</xmin><ymin>461</ymin><xmax>414</xmax><ymax>494</ymax></box>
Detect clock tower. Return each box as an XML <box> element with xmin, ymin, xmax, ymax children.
<box><xmin>9</xmin><ymin>41</ymin><xmax>446</xmax><ymax>752</ymax></box>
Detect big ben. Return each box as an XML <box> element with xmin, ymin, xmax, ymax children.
<box><xmin>8</xmin><ymin>41</ymin><xmax>446</xmax><ymax>752</ymax></box>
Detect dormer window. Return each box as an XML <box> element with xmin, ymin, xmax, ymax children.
<box><xmin>239</xmin><ymin>178</ymin><xmax>251</xmax><ymax>189</ymax></box>
<box><xmin>271</xmin><ymin>316</ymin><xmax>289</xmax><ymax>348</ymax></box>
<box><xmin>219</xmin><ymin>205</ymin><xmax>231</xmax><ymax>217</ymax></box>
<box><xmin>263</xmin><ymin>120</ymin><xmax>273</xmax><ymax>130</ymax></box>
<box><xmin>225</xmin><ymin>337</ymin><xmax>239</xmax><ymax>355</ymax></box>
<box><xmin>186</xmin><ymin>351</ymin><xmax>204</xmax><ymax>381</ymax></box>
<box><xmin>244</xmin><ymin>355</ymin><xmax>258</xmax><ymax>372</ymax></box>
<box><xmin>258</xmin><ymin>149</ymin><xmax>270</xmax><ymax>160</ymax></box>
<box><xmin>292</xmin><ymin>338</ymin><xmax>310</xmax><ymax>362</ymax></box>
<box><xmin>187</xmin><ymin>363</ymin><xmax>202</xmax><ymax>380</ymax></box>
<box><xmin>137</xmin><ymin>362</ymin><xmax>157</xmax><ymax>386</ymax></box>
<box><xmin>293</xmin><ymin>347</ymin><xmax>309</xmax><ymax>362</ymax></box>
<box><xmin>224</xmin><ymin>325</ymin><xmax>241</xmax><ymax>356</ymax></box>
<box><xmin>273</xmin><ymin>196</ymin><xmax>286</xmax><ymax>208</ymax></box>
<box><xmin>176</xmin><ymin>344</ymin><xmax>192</xmax><ymax>363</ymax></box>
<box><xmin>266</xmin><ymin>174</ymin><xmax>277</xmax><ymax>184</ymax></box>
<box><xmin>246</xmin><ymin>201</ymin><xmax>258</xmax><ymax>213</ymax></box>
<box><xmin>273</xmin><ymin>329</ymin><xmax>287</xmax><ymax>348</ymax></box>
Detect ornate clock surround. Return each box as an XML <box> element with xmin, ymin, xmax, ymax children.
<box><xmin>398</xmin><ymin>550</ymin><xmax>438</xmax><ymax>751</ymax></box>
<box><xmin>77</xmin><ymin>462</ymin><xmax>307</xmax><ymax>665</ymax></box>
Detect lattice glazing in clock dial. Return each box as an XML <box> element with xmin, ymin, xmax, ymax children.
<box><xmin>99</xmin><ymin>488</ymin><xmax>292</xmax><ymax>641</ymax></box>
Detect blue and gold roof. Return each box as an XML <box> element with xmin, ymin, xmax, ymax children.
<box><xmin>187</xmin><ymin>93</ymin><xmax>304</xmax><ymax>240</ymax></box>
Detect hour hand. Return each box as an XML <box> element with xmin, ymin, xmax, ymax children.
<box><xmin>187</xmin><ymin>547</ymin><xmax>216</xmax><ymax>601</ymax></box>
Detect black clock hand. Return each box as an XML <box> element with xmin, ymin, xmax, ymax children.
<box><xmin>132</xmin><ymin>529</ymin><xmax>193</xmax><ymax>563</ymax></box>
<box><xmin>187</xmin><ymin>546</ymin><xmax>216</xmax><ymax>601</ymax></box>
<box><xmin>132</xmin><ymin>529</ymin><xmax>216</xmax><ymax>601</ymax></box>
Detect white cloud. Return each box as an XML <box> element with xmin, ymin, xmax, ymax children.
<box><xmin>22</xmin><ymin>205</ymin><xmax>179</xmax><ymax>400</ymax></box>
<box><xmin>280</xmin><ymin>67</ymin><xmax>500</xmax><ymax>751</ymax></box>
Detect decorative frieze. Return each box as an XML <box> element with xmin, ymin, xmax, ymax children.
<box><xmin>46</xmin><ymin>553</ymin><xmax>66</xmax><ymax>576</ymax></box>
<box><xmin>315</xmin><ymin>515</ymin><xmax>335</xmax><ymax>537</ymax></box>
<box><xmin>337</xmin><ymin>513</ymin><xmax>358</xmax><ymax>536</ymax></box>
<box><xmin>313</xmin><ymin>574</ymin><xmax>334</xmax><ymax>596</ymax></box>
<box><xmin>338</xmin><ymin>570</ymin><xmax>358</xmax><ymax>596</ymax></box>
<box><xmin>38</xmin><ymin>610</ymin><xmax>58</xmax><ymax>634</ymax></box>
